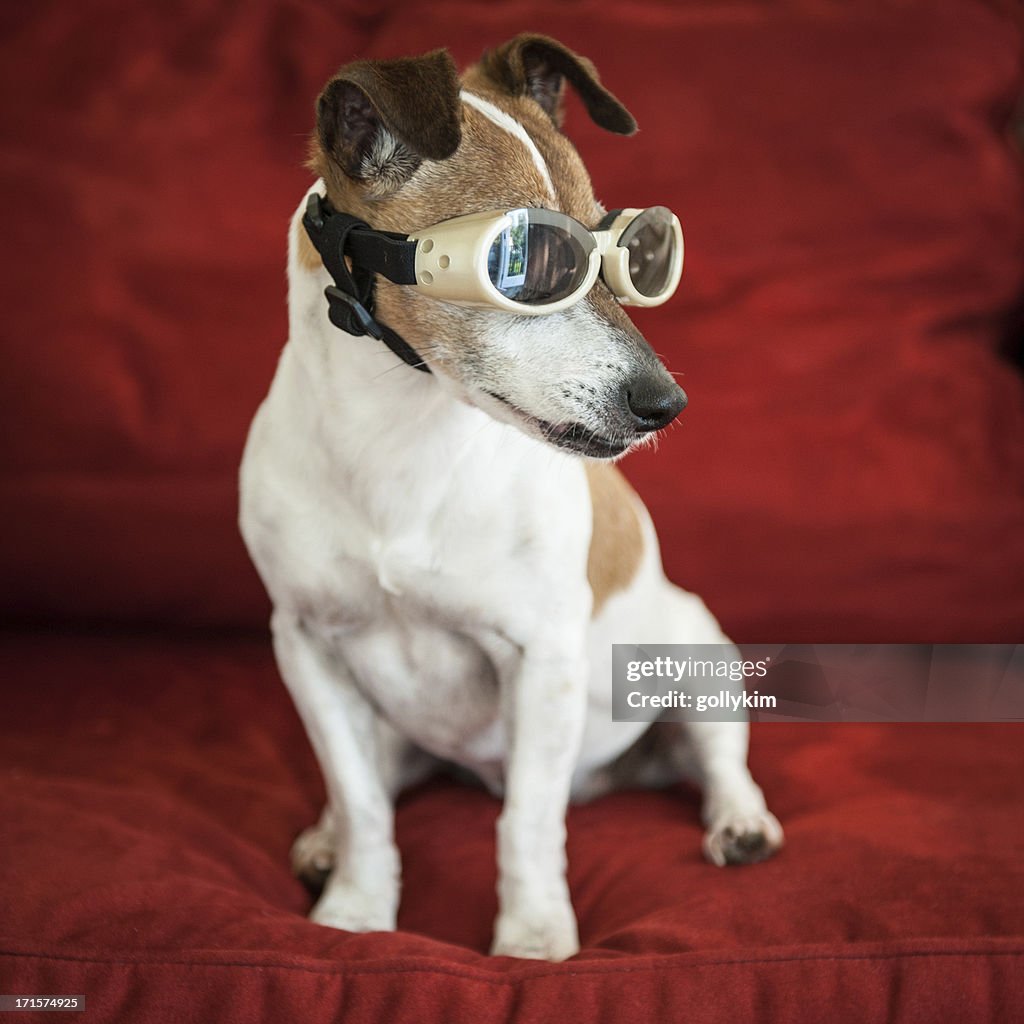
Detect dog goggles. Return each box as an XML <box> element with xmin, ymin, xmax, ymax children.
<box><xmin>302</xmin><ymin>195</ymin><xmax>684</xmax><ymax>372</ymax></box>
<box><xmin>305</xmin><ymin>195</ymin><xmax>682</xmax><ymax>313</ymax></box>
<box><xmin>407</xmin><ymin>205</ymin><xmax>684</xmax><ymax>313</ymax></box>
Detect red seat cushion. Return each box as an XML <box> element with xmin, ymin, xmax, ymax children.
<box><xmin>2</xmin><ymin>633</ymin><xmax>1022</xmax><ymax>1021</ymax></box>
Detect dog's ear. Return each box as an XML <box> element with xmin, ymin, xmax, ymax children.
<box><xmin>314</xmin><ymin>49</ymin><xmax>462</xmax><ymax>191</ymax></box>
<box><xmin>479</xmin><ymin>34</ymin><xmax>637</xmax><ymax>135</ymax></box>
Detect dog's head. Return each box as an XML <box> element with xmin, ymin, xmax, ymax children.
<box><xmin>308</xmin><ymin>35</ymin><xmax>686</xmax><ymax>459</ymax></box>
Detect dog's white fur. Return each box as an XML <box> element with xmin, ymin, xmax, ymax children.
<box><xmin>240</xmin><ymin>80</ymin><xmax>781</xmax><ymax>961</ymax></box>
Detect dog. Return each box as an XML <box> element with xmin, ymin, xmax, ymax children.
<box><xmin>239</xmin><ymin>33</ymin><xmax>782</xmax><ymax>961</ymax></box>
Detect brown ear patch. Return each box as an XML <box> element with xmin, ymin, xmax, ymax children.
<box><xmin>479</xmin><ymin>34</ymin><xmax>637</xmax><ymax>135</ymax></box>
<box><xmin>312</xmin><ymin>49</ymin><xmax>462</xmax><ymax>194</ymax></box>
<box><xmin>586</xmin><ymin>463</ymin><xmax>644</xmax><ymax>616</ymax></box>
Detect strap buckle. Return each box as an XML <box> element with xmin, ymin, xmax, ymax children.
<box><xmin>305</xmin><ymin>192</ymin><xmax>327</xmax><ymax>230</ymax></box>
<box><xmin>324</xmin><ymin>285</ymin><xmax>384</xmax><ymax>341</ymax></box>
<box><xmin>302</xmin><ymin>192</ymin><xmax>431</xmax><ymax>374</ymax></box>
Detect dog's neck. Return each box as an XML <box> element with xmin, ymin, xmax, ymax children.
<box><xmin>282</xmin><ymin>203</ymin><xmax>564</xmax><ymax>531</ymax></box>
<box><xmin>285</xmin><ymin>261</ymin><xmax>455</xmax><ymax>443</ymax></box>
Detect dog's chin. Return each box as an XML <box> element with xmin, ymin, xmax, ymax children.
<box><xmin>542</xmin><ymin>424</ymin><xmax>632</xmax><ymax>459</ymax></box>
<box><xmin>481</xmin><ymin>392</ymin><xmax>636</xmax><ymax>460</ymax></box>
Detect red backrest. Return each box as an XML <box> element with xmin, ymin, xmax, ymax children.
<box><xmin>2</xmin><ymin>1</ymin><xmax>1021</xmax><ymax>638</ymax></box>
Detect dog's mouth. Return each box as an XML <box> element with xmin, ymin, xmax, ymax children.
<box><xmin>485</xmin><ymin>392</ymin><xmax>632</xmax><ymax>459</ymax></box>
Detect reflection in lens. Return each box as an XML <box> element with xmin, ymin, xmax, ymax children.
<box><xmin>618</xmin><ymin>206</ymin><xmax>677</xmax><ymax>297</ymax></box>
<box><xmin>487</xmin><ymin>209</ymin><xmax>593</xmax><ymax>306</ymax></box>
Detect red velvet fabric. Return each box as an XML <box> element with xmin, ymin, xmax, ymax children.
<box><xmin>2</xmin><ymin>633</ymin><xmax>1023</xmax><ymax>1021</ymax></box>
<box><xmin>2</xmin><ymin>0</ymin><xmax>1023</xmax><ymax>1019</ymax></box>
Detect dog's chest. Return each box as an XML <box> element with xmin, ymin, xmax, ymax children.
<box><xmin>296</xmin><ymin>495</ymin><xmax>524</xmax><ymax>766</ymax></box>
<box><xmin>246</xmin><ymin>381</ymin><xmax>593</xmax><ymax>767</ymax></box>
<box><xmin>342</xmin><ymin>597</ymin><xmax>508</xmax><ymax>767</ymax></box>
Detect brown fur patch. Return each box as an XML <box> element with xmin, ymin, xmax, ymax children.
<box><xmin>296</xmin><ymin>226</ymin><xmax>323</xmax><ymax>271</ymax></box>
<box><xmin>585</xmin><ymin>463</ymin><xmax>644</xmax><ymax>616</ymax></box>
<box><xmin>457</xmin><ymin>71</ymin><xmax>600</xmax><ymax>225</ymax></box>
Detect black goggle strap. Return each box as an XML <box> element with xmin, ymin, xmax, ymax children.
<box><xmin>594</xmin><ymin>209</ymin><xmax>627</xmax><ymax>292</ymax></box>
<box><xmin>301</xmin><ymin>194</ymin><xmax>430</xmax><ymax>374</ymax></box>
<box><xmin>596</xmin><ymin>208</ymin><xmax>625</xmax><ymax>232</ymax></box>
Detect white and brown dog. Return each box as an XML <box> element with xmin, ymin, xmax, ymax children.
<box><xmin>240</xmin><ymin>34</ymin><xmax>782</xmax><ymax>961</ymax></box>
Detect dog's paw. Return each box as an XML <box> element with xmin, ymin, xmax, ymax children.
<box><xmin>309</xmin><ymin>883</ymin><xmax>397</xmax><ymax>934</ymax></box>
<box><xmin>491</xmin><ymin>905</ymin><xmax>580</xmax><ymax>961</ymax></box>
<box><xmin>291</xmin><ymin>822</ymin><xmax>336</xmax><ymax>893</ymax></box>
<box><xmin>703</xmin><ymin>810</ymin><xmax>784</xmax><ymax>867</ymax></box>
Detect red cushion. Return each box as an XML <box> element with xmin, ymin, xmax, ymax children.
<box><xmin>1</xmin><ymin>0</ymin><xmax>1021</xmax><ymax>638</ymax></box>
<box><xmin>2</xmin><ymin>633</ymin><xmax>1022</xmax><ymax>1021</ymax></box>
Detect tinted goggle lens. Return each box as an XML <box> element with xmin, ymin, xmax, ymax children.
<box><xmin>487</xmin><ymin>209</ymin><xmax>595</xmax><ymax>306</ymax></box>
<box><xmin>617</xmin><ymin>206</ymin><xmax>677</xmax><ymax>298</ymax></box>
<box><xmin>486</xmin><ymin>207</ymin><xmax>679</xmax><ymax>307</ymax></box>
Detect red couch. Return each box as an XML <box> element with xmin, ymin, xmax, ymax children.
<box><xmin>2</xmin><ymin>1</ymin><xmax>1022</xmax><ymax>1020</ymax></box>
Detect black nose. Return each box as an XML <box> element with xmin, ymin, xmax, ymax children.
<box><xmin>622</xmin><ymin>375</ymin><xmax>688</xmax><ymax>432</ymax></box>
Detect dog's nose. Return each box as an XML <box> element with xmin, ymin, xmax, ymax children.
<box><xmin>622</xmin><ymin>375</ymin><xmax>688</xmax><ymax>432</ymax></box>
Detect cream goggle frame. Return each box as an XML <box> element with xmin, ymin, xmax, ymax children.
<box><xmin>408</xmin><ymin>206</ymin><xmax>684</xmax><ymax>314</ymax></box>
<box><xmin>303</xmin><ymin>195</ymin><xmax>684</xmax><ymax>322</ymax></box>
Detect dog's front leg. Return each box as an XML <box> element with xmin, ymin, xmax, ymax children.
<box><xmin>685</xmin><ymin>719</ymin><xmax>784</xmax><ymax>867</ymax></box>
<box><xmin>492</xmin><ymin>648</ymin><xmax>587</xmax><ymax>961</ymax></box>
<box><xmin>272</xmin><ymin>611</ymin><xmax>400</xmax><ymax>933</ymax></box>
